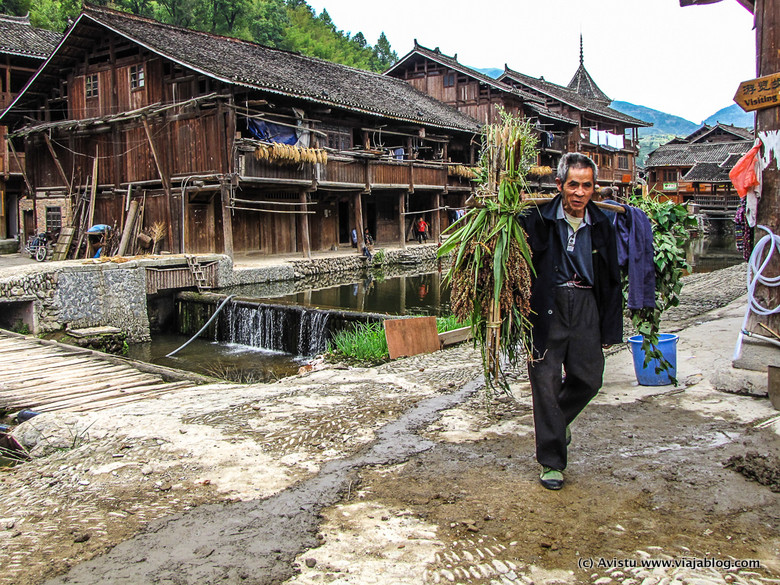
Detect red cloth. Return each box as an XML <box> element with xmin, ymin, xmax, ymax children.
<box><xmin>729</xmin><ymin>143</ymin><xmax>761</xmax><ymax>198</ymax></box>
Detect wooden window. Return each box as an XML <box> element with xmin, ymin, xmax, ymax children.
<box><xmin>130</xmin><ymin>65</ymin><xmax>145</xmax><ymax>90</ymax></box>
<box><xmin>618</xmin><ymin>155</ymin><xmax>629</xmax><ymax>170</ymax></box>
<box><xmin>663</xmin><ymin>169</ymin><xmax>677</xmax><ymax>182</ymax></box>
<box><xmin>45</xmin><ymin>206</ymin><xmax>61</xmax><ymax>233</ymax></box>
<box><xmin>86</xmin><ymin>74</ymin><xmax>98</xmax><ymax>98</ymax></box>
<box><xmin>443</xmin><ymin>72</ymin><xmax>455</xmax><ymax>88</ymax></box>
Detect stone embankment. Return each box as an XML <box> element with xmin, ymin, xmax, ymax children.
<box><xmin>0</xmin><ymin>245</ymin><xmax>441</xmax><ymax>342</ymax></box>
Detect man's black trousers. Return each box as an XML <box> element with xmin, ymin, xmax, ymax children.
<box><xmin>528</xmin><ymin>286</ymin><xmax>605</xmax><ymax>471</ymax></box>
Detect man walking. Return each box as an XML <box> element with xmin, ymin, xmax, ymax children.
<box><xmin>519</xmin><ymin>153</ymin><xmax>622</xmax><ymax>490</ymax></box>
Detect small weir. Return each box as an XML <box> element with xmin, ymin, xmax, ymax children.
<box><xmin>177</xmin><ymin>292</ymin><xmax>392</xmax><ymax>356</ymax></box>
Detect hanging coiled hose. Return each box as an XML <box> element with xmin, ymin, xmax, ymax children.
<box><xmin>733</xmin><ymin>225</ymin><xmax>780</xmax><ymax>359</ymax></box>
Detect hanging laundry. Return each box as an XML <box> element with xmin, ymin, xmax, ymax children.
<box><xmin>614</xmin><ymin>204</ymin><xmax>656</xmax><ymax>310</ymax></box>
<box><xmin>729</xmin><ymin>142</ymin><xmax>761</xmax><ymax>227</ymax></box>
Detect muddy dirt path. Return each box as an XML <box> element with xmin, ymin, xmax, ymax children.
<box><xmin>3</xmin><ymin>263</ymin><xmax>778</xmax><ymax>585</ymax></box>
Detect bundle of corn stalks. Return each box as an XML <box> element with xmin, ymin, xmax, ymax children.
<box><xmin>438</xmin><ymin>109</ymin><xmax>538</xmax><ymax>392</ymax></box>
<box><xmin>150</xmin><ymin>221</ymin><xmax>166</xmax><ymax>255</ymax></box>
<box><xmin>447</xmin><ymin>164</ymin><xmax>478</xmax><ymax>180</ymax></box>
<box><xmin>254</xmin><ymin>143</ymin><xmax>328</xmax><ymax>165</ymax></box>
<box><xmin>528</xmin><ymin>165</ymin><xmax>553</xmax><ymax>177</ymax></box>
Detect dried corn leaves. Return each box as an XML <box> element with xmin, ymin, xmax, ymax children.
<box><xmin>439</xmin><ymin>111</ymin><xmax>538</xmax><ymax>390</ymax></box>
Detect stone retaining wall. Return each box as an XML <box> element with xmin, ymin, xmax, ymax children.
<box><xmin>0</xmin><ymin>246</ymin><xmax>446</xmax><ymax>342</ymax></box>
<box><xmin>0</xmin><ymin>262</ymin><xmax>151</xmax><ymax>342</ymax></box>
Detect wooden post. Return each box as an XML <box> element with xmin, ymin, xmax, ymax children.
<box><xmin>220</xmin><ymin>180</ymin><xmax>234</xmax><ymax>257</ymax></box>
<box><xmin>433</xmin><ymin>191</ymin><xmax>442</xmax><ymax>241</ymax></box>
<box><xmin>0</xmin><ymin>182</ymin><xmax>5</xmax><ymax>240</ymax></box>
<box><xmin>117</xmin><ymin>199</ymin><xmax>139</xmax><ymax>256</ymax></box>
<box><xmin>7</xmin><ymin>139</ymin><xmax>32</xmax><ymax>195</ymax></box>
<box><xmin>142</xmin><ymin>115</ymin><xmax>174</xmax><ymax>253</ymax></box>
<box><xmin>84</xmin><ymin>150</ymin><xmax>99</xmax><ymax>259</ymax></box>
<box><xmin>299</xmin><ymin>189</ymin><xmax>312</xmax><ymax>259</ymax></box>
<box><xmin>398</xmin><ymin>191</ymin><xmax>407</xmax><ymax>249</ymax></box>
<box><xmin>353</xmin><ymin>190</ymin><xmax>365</xmax><ymax>250</ymax></box>
<box><xmin>751</xmin><ymin>0</ymin><xmax>780</xmax><ymax>332</ymax></box>
<box><xmin>43</xmin><ymin>134</ymin><xmax>71</xmax><ymax>194</ymax></box>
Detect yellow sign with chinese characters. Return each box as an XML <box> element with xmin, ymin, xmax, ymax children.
<box><xmin>734</xmin><ymin>73</ymin><xmax>780</xmax><ymax>112</ymax></box>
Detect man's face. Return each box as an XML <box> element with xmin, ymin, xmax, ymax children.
<box><xmin>556</xmin><ymin>165</ymin><xmax>595</xmax><ymax>219</ymax></box>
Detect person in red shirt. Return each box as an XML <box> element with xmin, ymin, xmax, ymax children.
<box><xmin>415</xmin><ymin>217</ymin><xmax>428</xmax><ymax>244</ymax></box>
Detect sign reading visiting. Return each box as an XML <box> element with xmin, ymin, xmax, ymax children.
<box><xmin>734</xmin><ymin>73</ymin><xmax>780</xmax><ymax>112</ymax></box>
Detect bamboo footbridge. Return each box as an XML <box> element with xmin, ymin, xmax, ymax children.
<box><xmin>0</xmin><ymin>332</ymin><xmax>207</xmax><ymax>415</ymax></box>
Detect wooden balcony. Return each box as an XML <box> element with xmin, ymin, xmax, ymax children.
<box><xmin>238</xmin><ymin>148</ymin><xmax>464</xmax><ymax>192</ymax></box>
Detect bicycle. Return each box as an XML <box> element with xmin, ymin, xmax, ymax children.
<box><xmin>24</xmin><ymin>232</ymin><xmax>49</xmax><ymax>262</ymax></box>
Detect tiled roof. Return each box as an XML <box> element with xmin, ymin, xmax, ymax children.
<box><xmin>681</xmin><ymin>162</ymin><xmax>733</xmax><ymax>183</ymax></box>
<box><xmin>387</xmin><ymin>42</ymin><xmax>544</xmax><ymax>105</ymax></box>
<box><xmin>567</xmin><ymin>63</ymin><xmax>610</xmax><ymax>103</ymax></box>
<box><xmin>6</xmin><ymin>6</ymin><xmax>480</xmax><ymax>134</ymax></box>
<box><xmin>645</xmin><ymin>140</ymin><xmax>753</xmax><ymax>167</ymax></box>
<box><xmin>500</xmin><ymin>66</ymin><xmax>651</xmax><ymax>128</ymax></box>
<box><xmin>0</xmin><ymin>14</ymin><xmax>61</xmax><ymax>58</ymax></box>
<box><xmin>686</xmin><ymin>123</ymin><xmax>753</xmax><ymax>144</ymax></box>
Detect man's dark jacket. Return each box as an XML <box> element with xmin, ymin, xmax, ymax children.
<box><xmin>519</xmin><ymin>193</ymin><xmax>623</xmax><ymax>358</ymax></box>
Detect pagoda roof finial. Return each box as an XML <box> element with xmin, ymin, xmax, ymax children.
<box><xmin>579</xmin><ymin>33</ymin><xmax>584</xmax><ymax>66</ymax></box>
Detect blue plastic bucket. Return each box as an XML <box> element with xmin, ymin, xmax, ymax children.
<box><xmin>628</xmin><ymin>334</ymin><xmax>678</xmax><ymax>386</ymax></box>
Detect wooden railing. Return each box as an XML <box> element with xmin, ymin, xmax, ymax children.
<box><xmin>238</xmin><ymin>150</ymin><xmax>459</xmax><ymax>191</ymax></box>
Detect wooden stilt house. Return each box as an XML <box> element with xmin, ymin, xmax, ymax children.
<box><xmin>0</xmin><ymin>6</ymin><xmax>480</xmax><ymax>258</ymax></box>
<box><xmin>0</xmin><ymin>14</ymin><xmax>61</xmax><ymax>242</ymax></box>
<box><xmin>385</xmin><ymin>41</ymin><xmax>579</xmax><ymax>192</ymax></box>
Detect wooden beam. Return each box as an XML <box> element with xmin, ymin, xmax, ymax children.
<box><xmin>299</xmin><ymin>190</ymin><xmax>311</xmax><ymax>259</ymax></box>
<box><xmin>220</xmin><ymin>180</ymin><xmax>234</xmax><ymax>257</ymax></box>
<box><xmin>6</xmin><ymin>139</ymin><xmax>33</xmax><ymax>194</ymax></box>
<box><xmin>142</xmin><ymin>115</ymin><xmax>174</xmax><ymax>252</ymax></box>
<box><xmin>353</xmin><ymin>190</ymin><xmax>364</xmax><ymax>250</ymax></box>
<box><xmin>399</xmin><ymin>191</ymin><xmax>407</xmax><ymax>249</ymax></box>
<box><xmin>43</xmin><ymin>134</ymin><xmax>71</xmax><ymax>195</ymax></box>
<box><xmin>84</xmin><ymin>150</ymin><xmax>98</xmax><ymax>259</ymax></box>
<box><xmin>433</xmin><ymin>191</ymin><xmax>442</xmax><ymax>241</ymax></box>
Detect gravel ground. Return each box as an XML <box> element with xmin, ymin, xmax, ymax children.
<box><xmin>3</xmin><ymin>263</ymin><xmax>779</xmax><ymax>585</ymax></box>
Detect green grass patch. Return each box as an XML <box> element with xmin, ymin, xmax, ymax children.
<box><xmin>328</xmin><ymin>315</ymin><xmax>470</xmax><ymax>364</ymax></box>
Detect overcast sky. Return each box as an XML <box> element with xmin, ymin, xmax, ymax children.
<box><xmin>306</xmin><ymin>0</ymin><xmax>756</xmax><ymax>124</ymax></box>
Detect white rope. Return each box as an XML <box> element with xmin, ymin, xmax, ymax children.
<box><xmin>733</xmin><ymin>225</ymin><xmax>780</xmax><ymax>360</ymax></box>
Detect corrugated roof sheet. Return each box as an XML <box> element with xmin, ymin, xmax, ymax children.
<box><xmin>645</xmin><ymin>140</ymin><xmax>753</xmax><ymax>167</ymax></box>
<box><xmin>0</xmin><ymin>14</ymin><xmax>61</xmax><ymax>58</ymax></box>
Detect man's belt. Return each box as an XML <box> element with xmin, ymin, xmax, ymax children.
<box><xmin>558</xmin><ymin>280</ymin><xmax>593</xmax><ymax>289</ymax></box>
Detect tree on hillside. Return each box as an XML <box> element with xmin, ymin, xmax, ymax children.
<box><xmin>250</xmin><ymin>0</ymin><xmax>288</xmax><ymax>47</ymax></box>
<box><xmin>116</xmin><ymin>0</ymin><xmax>155</xmax><ymax>18</ymax></box>
<box><xmin>0</xmin><ymin>0</ymin><xmax>31</xmax><ymax>16</ymax></box>
<box><xmin>373</xmin><ymin>32</ymin><xmax>397</xmax><ymax>69</ymax></box>
<box><xmin>352</xmin><ymin>31</ymin><xmax>366</xmax><ymax>48</ymax></box>
<box><xmin>156</xmin><ymin>0</ymin><xmax>198</xmax><ymax>27</ymax></box>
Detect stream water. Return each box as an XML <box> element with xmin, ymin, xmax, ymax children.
<box><xmin>128</xmin><ymin>231</ymin><xmax>742</xmax><ymax>382</ymax></box>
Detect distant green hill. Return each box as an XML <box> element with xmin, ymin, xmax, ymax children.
<box><xmin>703</xmin><ymin>104</ymin><xmax>754</xmax><ymax>128</ymax></box>
<box><xmin>610</xmin><ymin>101</ymin><xmax>699</xmax><ymax>137</ymax></box>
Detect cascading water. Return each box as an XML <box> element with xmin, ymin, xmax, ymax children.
<box><xmin>177</xmin><ymin>293</ymin><xmax>388</xmax><ymax>359</ymax></box>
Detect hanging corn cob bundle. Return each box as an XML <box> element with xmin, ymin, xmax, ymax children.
<box><xmin>447</xmin><ymin>164</ymin><xmax>479</xmax><ymax>180</ymax></box>
<box><xmin>254</xmin><ymin>143</ymin><xmax>328</xmax><ymax>166</ymax></box>
<box><xmin>438</xmin><ymin>109</ymin><xmax>538</xmax><ymax>392</ymax></box>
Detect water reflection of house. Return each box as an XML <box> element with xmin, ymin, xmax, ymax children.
<box><xmin>0</xmin><ymin>6</ymin><xmax>480</xmax><ymax>257</ymax></box>
<box><xmin>387</xmin><ymin>39</ymin><xmax>650</xmax><ymax>197</ymax></box>
<box><xmin>644</xmin><ymin>123</ymin><xmax>753</xmax><ymax>214</ymax></box>
<box><xmin>0</xmin><ymin>14</ymin><xmax>61</xmax><ymax>242</ymax></box>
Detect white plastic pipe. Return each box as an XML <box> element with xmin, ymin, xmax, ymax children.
<box><xmin>733</xmin><ymin>225</ymin><xmax>780</xmax><ymax>360</ymax></box>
